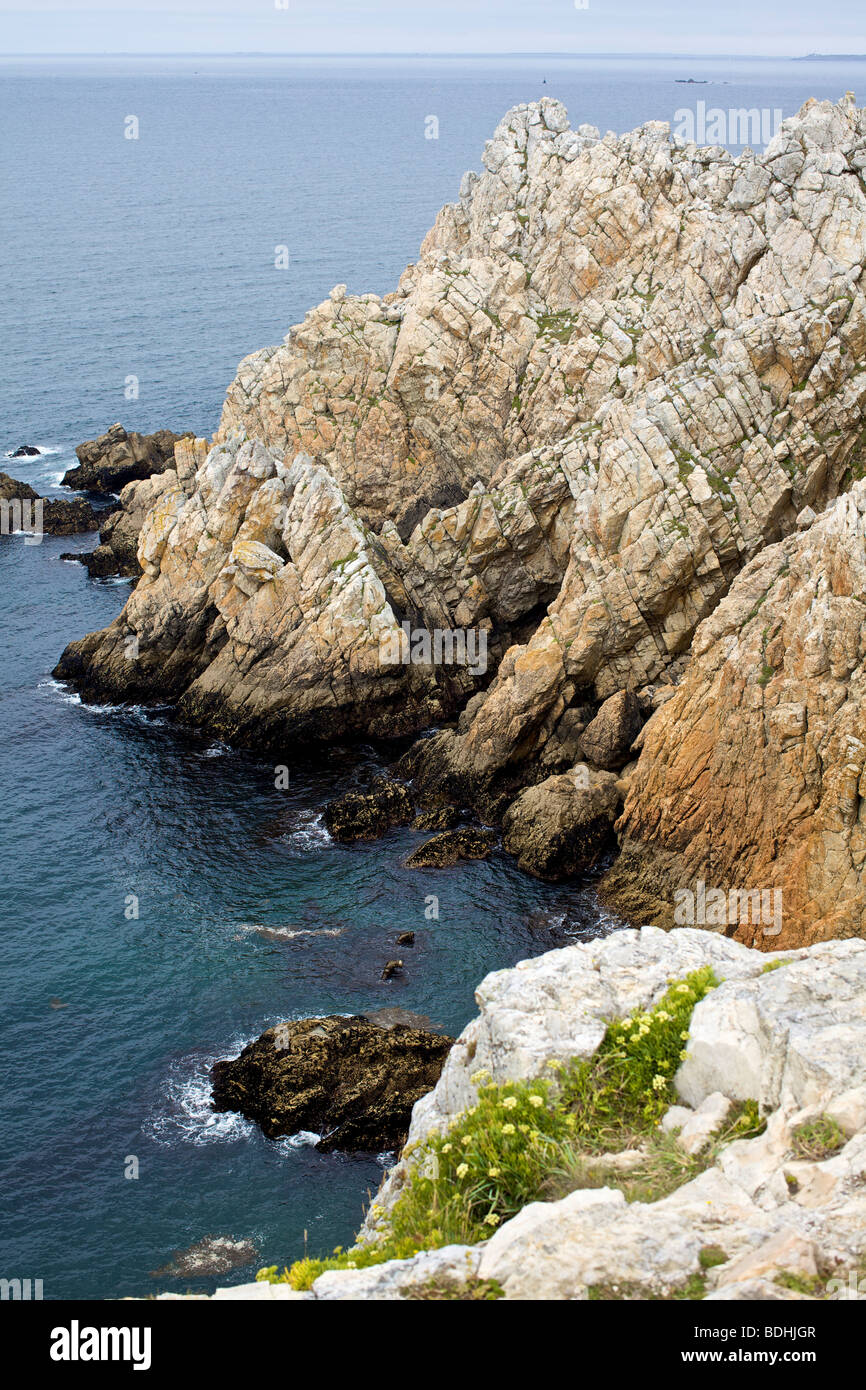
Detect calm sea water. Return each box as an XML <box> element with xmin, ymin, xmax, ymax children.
<box><xmin>2</xmin><ymin>55</ymin><xmax>864</xmax><ymax>1300</ymax></box>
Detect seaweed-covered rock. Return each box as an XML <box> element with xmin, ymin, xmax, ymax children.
<box><xmin>0</xmin><ymin>472</ymin><xmax>102</xmax><ymax>536</ymax></box>
<box><xmin>405</xmin><ymin>828</ymin><xmax>498</xmax><ymax>868</ymax></box>
<box><xmin>324</xmin><ymin>777</ymin><xmax>414</xmax><ymax>843</ymax></box>
<box><xmin>210</xmin><ymin>1014</ymin><xmax>453</xmax><ymax>1152</ymax></box>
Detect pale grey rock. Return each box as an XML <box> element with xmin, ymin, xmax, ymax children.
<box><xmin>676</xmin><ymin>940</ymin><xmax>866</xmax><ymax>1111</ymax></box>
<box><xmin>676</xmin><ymin>1092</ymin><xmax>733</xmax><ymax>1155</ymax></box>
<box><xmin>312</xmin><ymin>1244</ymin><xmax>483</xmax><ymax>1300</ymax></box>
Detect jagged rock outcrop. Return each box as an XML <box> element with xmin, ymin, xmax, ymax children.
<box><xmin>54</xmin><ymin>437</ymin><xmax>496</xmax><ymax>736</ymax></box>
<box><xmin>55</xmin><ymin>96</ymin><xmax>866</xmax><ymax>836</ymax></box>
<box><xmin>63</xmin><ymin>470</ymin><xmax>181</xmax><ymax>577</ymax></box>
<box><xmin>210</xmin><ymin>1015</ymin><xmax>454</xmax><ymax>1152</ymax></box>
<box><xmin>603</xmin><ymin>483</ymin><xmax>866</xmax><ymax>947</ymax></box>
<box><xmin>62</xmin><ymin>422</ymin><xmax>192</xmax><ymax>494</ymax></box>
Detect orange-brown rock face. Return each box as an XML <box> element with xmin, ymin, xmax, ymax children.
<box><xmin>604</xmin><ymin>485</ymin><xmax>866</xmax><ymax>948</ymax></box>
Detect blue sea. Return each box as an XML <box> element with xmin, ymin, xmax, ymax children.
<box><xmin>1</xmin><ymin>54</ymin><xmax>864</xmax><ymax>1300</ymax></box>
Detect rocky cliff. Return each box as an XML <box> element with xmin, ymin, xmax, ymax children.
<box><xmin>155</xmin><ymin>930</ymin><xmax>866</xmax><ymax>1301</ymax></box>
<box><xmin>54</xmin><ymin>94</ymin><xmax>866</xmax><ymax>937</ymax></box>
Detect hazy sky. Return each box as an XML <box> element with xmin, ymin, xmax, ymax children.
<box><xmin>1</xmin><ymin>0</ymin><xmax>864</xmax><ymax>57</ymax></box>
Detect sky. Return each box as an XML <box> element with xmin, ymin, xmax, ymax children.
<box><xmin>0</xmin><ymin>0</ymin><xmax>864</xmax><ymax>58</ymax></box>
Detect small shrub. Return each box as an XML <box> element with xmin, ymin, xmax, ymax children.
<box><xmin>791</xmin><ymin>1115</ymin><xmax>846</xmax><ymax>1162</ymax></box>
<box><xmin>402</xmin><ymin>1278</ymin><xmax>504</xmax><ymax>1301</ymax></box>
<box><xmin>699</xmin><ymin>1245</ymin><xmax>729</xmax><ymax>1270</ymax></box>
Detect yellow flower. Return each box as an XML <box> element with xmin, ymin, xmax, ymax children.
<box><xmin>518</xmin><ymin>1123</ymin><xmax>530</xmax><ymax>1134</ymax></box>
<box><xmin>484</xmin><ymin>1213</ymin><xmax>501</xmax><ymax>1227</ymax></box>
<box><xmin>442</xmin><ymin>1142</ymin><xmax>452</xmax><ymax>1153</ymax></box>
<box><xmin>461</xmin><ymin>1135</ymin><xmax>472</xmax><ymax>1147</ymax></box>
<box><xmin>502</xmin><ymin>1096</ymin><xmax>518</xmax><ymax>1110</ymax></box>
<box><xmin>488</xmin><ymin>1167</ymin><xmax>500</xmax><ymax>1178</ymax></box>
<box><xmin>680</xmin><ymin>1030</ymin><xmax>690</xmax><ymax>1040</ymax></box>
<box><xmin>502</xmin><ymin>1123</ymin><xmax>516</xmax><ymax>1135</ymax></box>
<box><xmin>529</xmin><ymin>1095</ymin><xmax>544</xmax><ymax>1109</ymax></box>
<box><xmin>652</xmin><ymin>1075</ymin><xmax>668</xmax><ymax>1091</ymax></box>
<box><xmin>456</xmin><ymin>1162</ymin><xmax>469</xmax><ymax>1179</ymax></box>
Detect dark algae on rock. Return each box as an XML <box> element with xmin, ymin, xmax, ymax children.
<box><xmin>210</xmin><ymin>1015</ymin><xmax>453</xmax><ymax>1152</ymax></box>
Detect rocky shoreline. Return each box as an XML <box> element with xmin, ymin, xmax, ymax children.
<box><xmin>48</xmin><ymin>94</ymin><xmax>866</xmax><ymax>952</ymax></box>
<box><xmin>29</xmin><ymin>94</ymin><xmax>866</xmax><ymax>1298</ymax></box>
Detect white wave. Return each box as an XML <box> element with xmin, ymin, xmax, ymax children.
<box><xmin>239</xmin><ymin>922</ymin><xmax>345</xmax><ymax>941</ymax></box>
<box><xmin>277</xmin><ymin>1131</ymin><xmax>322</xmax><ymax>1150</ymax></box>
<box><xmin>4</xmin><ymin>444</ymin><xmax>64</xmax><ymax>459</ymax></box>
<box><xmin>275</xmin><ymin>810</ymin><xmax>332</xmax><ymax>855</ymax></box>
<box><xmin>200</xmin><ymin>741</ymin><xmax>232</xmax><ymax>758</ymax></box>
<box><xmin>146</xmin><ymin>1042</ymin><xmax>258</xmax><ymax>1148</ymax></box>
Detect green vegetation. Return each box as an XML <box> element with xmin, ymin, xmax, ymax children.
<box><xmin>537</xmin><ymin>310</ymin><xmax>578</xmax><ymax>344</ymax></box>
<box><xmin>259</xmin><ymin>970</ymin><xmax>735</xmax><ymax>1290</ymax></box>
<box><xmin>588</xmin><ymin>1274</ymin><xmax>709</xmax><ymax>1301</ymax></box>
<box><xmin>402</xmin><ymin>1278</ymin><xmax>505</xmax><ymax>1301</ymax></box>
<box><xmin>790</xmin><ymin>1114</ymin><xmax>847</xmax><ymax>1162</ymax></box>
<box><xmin>699</xmin><ymin>1245</ymin><xmax>729</xmax><ymax>1270</ymax></box>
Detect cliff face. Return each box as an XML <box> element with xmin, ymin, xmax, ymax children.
<box><xmin>54</xmin><ymin>95</ymin><xmax>866</xmax><ymax>927</ymax></box>
<box><xmin>603</xmin><ymin>484</ymin><xmax>866</xmax><ymax>948</ymax></box>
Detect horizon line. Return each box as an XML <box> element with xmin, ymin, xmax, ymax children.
<box><xmin>0</xmin><ymin>50</ymin><xmax>822</xmax><ymax>61</ymax></box>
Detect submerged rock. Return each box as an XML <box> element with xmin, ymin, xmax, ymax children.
<box><xmin>151</xmin><ymin>1235</ymin><xmax>258</xmax><ymax>1280</ymax></box>
<box><xmin>405</xmin><ymin>828</ymin><xmax>498</xmax><ymax>868</ymax></box>
<box><xmin>210</xmin><ymin>1015</ymin><xmax>453</xmax><ymax>1152</ymax></box>
<box><xmin>324</xmin><ymin>777</ymin><xmax>414</xmax><ymax>843</ymax></box>
<box><xmin>9</xmin><ymin>445</ymin><xmax>40</xmax><ymax>458</ymax></box>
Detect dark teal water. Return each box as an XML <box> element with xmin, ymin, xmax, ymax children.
<box><xmin>2</xmin><ymin>55</ymin><xmax>864</xmax><ymax>1301</ymax></box>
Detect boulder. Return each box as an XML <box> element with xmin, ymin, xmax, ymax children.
<box><xmin>405</xmin><ymin>828</ymin><xmax>498</xmax><ymax>868</ymax></box>
<box><xmin>324</xmin><ymin>777</ymin><xmax>414</xmax><ymax>843</ymax></box>
<box><xmin>210</xmin><ymin>1014</ymin><xmax>453</xmax><ymax>1152</ymax></box>
<box><xmin>578</xmin><ymin>691</ymin><xmax>644</xmax><ymax>770</ymax></box>
<box><xmin>502</xmin><ymin>766</ymin><xmax>620</xmax><ymax>879</ymax></box>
